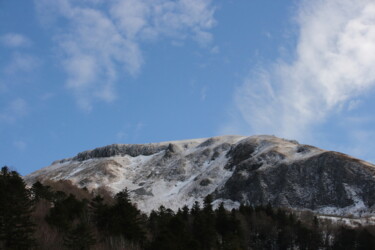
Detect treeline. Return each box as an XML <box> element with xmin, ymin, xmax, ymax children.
<box><xmin>1</xmin><ymin>166</ymin><xmax>375</xmax><ymax>249</ymax></box>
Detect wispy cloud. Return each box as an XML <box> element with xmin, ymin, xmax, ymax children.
<box><xmin>200</xmin><ymin>86</ymin><xmax>208</xmax><ymax>101</ymax></box>
<box><xmin>4</xmin><ymin>53</ymin><xmax>40</xmax><ymax>75</ymax></box>
<box><xmin>0</xmin><ymin>81</ymin><xmax>6</xmax><ymax>93</ymax></box>
<box><xmin>226</xmin><ymin>0</ymin><xmax>375</xmax><ymax>145</ymax></box>
<box><xmin>13</xmin><ymin>140</ymin><xmax>27</xmax><ymax>151</ymax></box>
<box><xmin>0</xmin><ymin>33</ymin><xmax>31</xmax><ymax>48</ymax></box>
<box><xmin>35</xmin><ymin>0</ymin><xmax>216</xmax><ymax>111</ymax></box>
<box><xmin>0</xmin><ymin>98</ymin><xmax>29</xmax><ymax>123</ymax></box>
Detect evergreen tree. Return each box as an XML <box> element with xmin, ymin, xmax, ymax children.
<box><xmin>181</xmin><ymin>205</ymin><xmax>189</xmax><ymax>221</ymax></box>
<box><xmin>190</xmin><ymin>201</ymin><xmax>201</xmax><ymax>216</ymax></box>
<box><xmin>63</xmin><ymin>222</ymin><xmax>96</xmax><ymax>250</ymax></box>
<box><xmin>46</xmin><ymin>193</ymin><xmax>86</xmax><ymax>231</ymax></box>
<box><xmin>147</xmin><ymin>210</ymin><xmax>190</xmax><ymax>250</ymax></box>
<box><xmin>31</xmin><ymin>181</ymin><xmax>53</xmax><ymax>201</ymax></box>
<box><xmin>107</xmin><ymin>188</ymin><xmax>145</xmax><ymax>242</ymax></box>
<box><xmin>0</xmin><ymin>166</ymin><xmax>36</xmax><ymax>249</ymax></box>
<box><xmin>189</xmin><ymin>196</ymin><xmax>217</xmax><ymax>249</ymax></box>
<box><xmin>215</xmin><ymin>202</ymin><xmax>229</xmax><ymax>238</ymax></box>
<box><xmin>356</xmin><ymin>227</ymin><xmax>375</xmax><ymax>250</ymax></box>
<box><xmin>89</xmin><ymin>195</ymin><xmax>109</xmax><ymax>231</ymax></box>
<box><xmin>203</xmin><ymin>195</ymin><xmax>213</xmax><ymax>214</ymax></box>
<box><xmin>332</xmin><ymin>226</ymin><xmax>358</xmax><ymax>250</ymax></box>
<box><xmin>0</xmin><ymin>167</ymin><xmax>367</xmax><ymax>249</ymax></box>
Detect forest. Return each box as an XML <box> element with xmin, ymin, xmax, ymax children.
<box><xmin>1</xmin><ymin>166</ymin><xmax>374</xmax><ymax>250</ymax></box>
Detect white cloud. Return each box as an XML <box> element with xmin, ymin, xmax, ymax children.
<box><xmin>4</xmin><ymin>53</ymin><xmax>40</xmax><ymax>74</ymax></box>
<box><xmin>0</xmin><ymin>81</ymin><xmax>6</xmax><ymax>92</ymax></box>
<box><xmin>0</xmin><ymin>98</ymin><xmax>28</xmax><ymax>123</ymax></box>
<box><xmin>200</xmin><ymin>86</ymin><xmax>208</xmax><ymax>101</ymax></box>
<box><xmin>347</xmin><ymin>99</ymin><xmax>362</xmax><ymax>111</ymax></box>
<box><xmin>335</xmin><ymin>128</ymin><xmax>375</xmax><ymax>164</ymax></box>
<box><xmin>228</xmin><ymin>0</ymin><xmax>375</xmax><ymax>143</ymax></box>
<box><xmin>116</xmin><ymin>131</ymin><xmax>127</xmax><ymax>141</ymax></box>
<box><xmin>35</xmin><ymin>0</ymin><xmax>216</xmax><ymax>111</ymax></box>
<box><xmin>13</xmin><ymin>140</ymin><xmax>27</xmax><ymax>151</ymax></box>
<box><xmin>210</xmin><ymin>45</ymin><xmax>219</xmax><ymax>54</ymax></box>
<box><xmin>0</xmin><ymin>33</ymin><xmax>31</xmax><ymax>48</ymax></box>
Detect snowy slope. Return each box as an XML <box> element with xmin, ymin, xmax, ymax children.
<box><xmin>24</xmin><ymin>135</ymin><xmax>375</xmax><ymax>215</ymax></box>
<box><xmin>26</xmin><ymin>136</ymin><xmax>244</xmax><ymax>212</ymax></box>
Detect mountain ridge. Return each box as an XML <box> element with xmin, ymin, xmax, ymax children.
<box><xmin>24</xmin><ymin>135</ymin><xmax>375</xmax><ymax>216</ymax></box>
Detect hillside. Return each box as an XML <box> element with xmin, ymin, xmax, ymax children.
<box><xmin>25</xmin><ymin>135</ymin><xmax>375</xmax><ymax>216</ymax></box>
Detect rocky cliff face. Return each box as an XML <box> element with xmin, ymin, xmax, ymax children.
<box><xmin>24</xmin><ymin>135</ymin><xmax>375</xmax><ymax>216</ymax></box>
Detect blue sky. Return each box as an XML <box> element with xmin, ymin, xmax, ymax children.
<box><xmin>1</xmin><ymin>0</ymin><xmax>375</xmax><ymax>175</ymax></box>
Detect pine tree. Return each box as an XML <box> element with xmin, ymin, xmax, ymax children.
<box><xmin>107</xmin><ymin>188</ymin><xmax>145</xmax><ymax>242</ymax></box>
<box><xmin>63</xmin><ymin>222</ymin><xmax>96</xmax><ymax>250</ymax></box>
<box><xmin>357</xmin><ymin>227</ymin><xmax>375</xmax><ymax>250</ymax></box>
<box><xmin>215</xmin><ymin>202</ymin><xmax>229</xmax><ymax>238</ymax></box>
<box><xmin>190</xmin><ymin>201</ymin><xmax>201</xmax><ymax>216</ymax></box>
<box><xmin>46</xmin><ymin>193</ymin><xmax>85</xmax><ymax>231</ymax></box>
<box><xmin>31</xmin><ymin>181</ymin><xmax>53</xmax><ymax>201</ymax></box>
<box><xmin>0</xmin><ymin>166</ymin><xmax>36</xmax><ymax>249</ymax></box>
<box><xmin>201</xmin><ymin>195</ymin><xmax>216</xmax><ymax>249</ymax></box>
<box><xmin>181</xmin><ymin>205</ymin><xmax>189</xmax><ymax>221</ymax></box>
<box><xmin>89</xmin><ymin>195</ymin><xmax>109</xmax><ymax>231</ymax></box>
<box><xmin>203</xmin><ymin>195</ymin><xmax>213</xmax><ymax>215</ymax></box>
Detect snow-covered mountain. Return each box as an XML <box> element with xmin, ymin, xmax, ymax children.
<box><xmin>24</xmin><ymin>135</ymin><xmax>375</xmax><ymax>216</ymax></box>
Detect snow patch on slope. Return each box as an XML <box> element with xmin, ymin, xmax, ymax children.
<box><xmin>24</xmin><ymin>135</ymin><xmax>375</xmax><ymax>216</ymax></box>
<box><xmin>26</xmin><ymin>135</ymin><xmax>246</xmax><ymax>212</ymax></box>
<box><xmin>250</xmin><ymin>135</ymin><xmax>324</xmax><ymax>165</ymax></box>
<box><xmin>316</xmin><ymin>184</ymin><xmax>368</xmax><ymax>217</ymax></box>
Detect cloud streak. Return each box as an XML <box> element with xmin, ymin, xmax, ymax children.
<box><xmin>35</xmin><ymin>0</ymin><xmax>216</xmax><ymax>111</ymax></box>
<box><xmin>230</xmin><ymin>0</ymin><xmax>375</xmax><ymax>144</ymax></box>
<box><xmin>0</xmin><ymin>98</ymin><xmax>28</xmax><ymax>123</ymax></box>
<box><xmin>4</xmin><ymin>53</ymin><xmax>40</xmax><ymax>75</ymax></box>
<box><xmin>0</xmin><ymin>33</ymin><xmax>31</xmax><ymax>48</ymax></box>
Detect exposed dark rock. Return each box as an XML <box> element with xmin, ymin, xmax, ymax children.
<box><xmin>132</xmin><ymin>187</ymin><xmax>153</xmax><ymax>196</ymax></box>
<box><xmin>167</xmin><ymin>143</ymin><xmax>178</xmax><ymax>153</ymax></box>
<box><xmin>211</xmin><ymin>151</ymin><xmax>220</xmax><ymax>161</ymax></box>
<box><xmin>199</xmin><ymin>178</ymin><xmax>211</xmax><ymax>186</ymax></box>
<box><xmin>198</xmin><ymin>138</ymin><xmax>217</xmax><ymax>148</ymax></box>
<box><xmin>164</xmin><ymin>143</ymin><xmax>180</xmax><ymax>158</ymax></box>
<box><xmin>296</xmin><ymin>145</ymin><xmax>318</xmax><ymax>154</ymax></box>
<box><xmin>187</xmin><ymin>148</ymin><xmax>211</xmax><ymax>166</ymax></box>
<box><xmin>214</xmin><ymin>151</ymin><xmax>375</xmax><ymax>211</ymax></box>
<box><xmin>74</xmin><ymin>144</ymin><xmax>168</xmax><ymax>161</ymax></box>
<box><xmin>225</xmin><ymin>139</ymin><xmax>257</xmax><ymax>170</ymax></box>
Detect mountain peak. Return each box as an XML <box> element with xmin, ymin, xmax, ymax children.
<box><xmin>24</xmin><ymin>135</ymin><xmax>375</xmax><ymax>216</ymax></box>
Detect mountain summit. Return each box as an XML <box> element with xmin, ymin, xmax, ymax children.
<box><xmin>25</xmin><ymin>135</ymin><xmax>375</xmax><ymax>215</ymax></box>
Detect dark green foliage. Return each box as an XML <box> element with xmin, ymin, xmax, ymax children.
<box><xmin>356</xmin><ymin>227</ymin><xmax>375</xmax><ymax>250</ymax></box>
<box><xmin>89</xmin><ymin>195</ymin><xmax>109</xmax><ymax>230</ymax></box>
<box><xmin>63</xmin><ymin>222</ymin><xmax>96</xmax><ymax>250</ymax></box>
<box><xmin>332</xmin><ymin>226</ymin><xmax>357</xmax><ymax>250</ymax></box>
<box><xmin>190</xmin><ymin>201</ymin><xmax>201</xmax><ymax>216</ymax></box>
<box><xmin>2</xmin><ymin>167</ymin><xmax>375</xmax><ymax>249</ymax></box>
<box><xmin>92</xmin><ymin>188</ymin><xmax>145</xmax><ymax>243</ymax></box>
<box><xmin>46</xmin><ymin>193</ymin><xmax>86</xmax><ymax>231</ymax></box>
<box><xmin>332</xmin><ymin>226</ymin><xmax>375</xmax><ymax>250</ymax></box>
<box><xmin>147</xmin><ymin>197</ymin><xmax>245</xmax><ymax>250</ymax></box>
<box><xmin>0</xmin><ymin>166</ymin><xmax>36</xmax><ymax>249</ymax></box>
<box><xmin>31</xmin><ymin>181</ymin><xmax>54</xmax><ymax>201</ymax></box>
<box><xmin>191</xmin><ymin>195</ymin><xmax>217</xmax><ymax>249</ymax></box>
<box><xmin>215</xmin><ymin>203</ymin><xmax>229</xmax><ymax>237</ymax></box>
<box><xmin>147</xmin><ymin>206</ymin><xmax>191</xmax><ymax>250</ymax></box>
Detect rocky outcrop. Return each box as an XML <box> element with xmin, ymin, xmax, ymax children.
<box><xmin>215</xmin><ymin>151</ymin><xmax>375</xmax><ymax>213</ymax></box>
<box><xmin>73</xmin><ymin>144</ymin><xmax>169</xmax><ymax>161</ymax></box>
